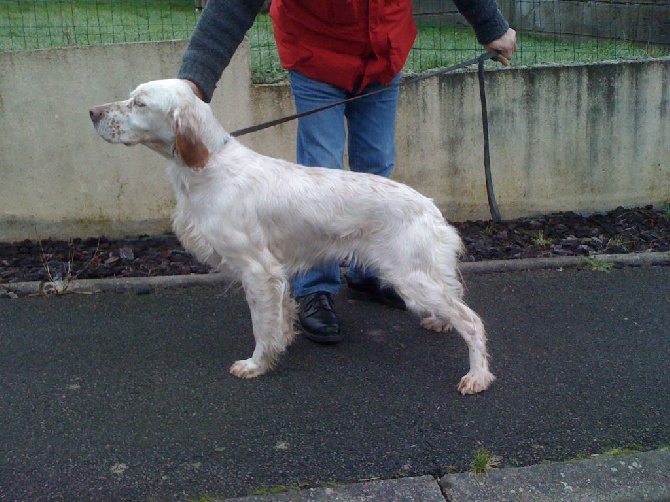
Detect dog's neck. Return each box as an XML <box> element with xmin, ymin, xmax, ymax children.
<box><xmin>184</xmin><ymin>99</ymin><xmax>232</xmax><ymax>157</ymax></box>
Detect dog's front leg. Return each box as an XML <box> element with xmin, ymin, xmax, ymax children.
<box><xmin>229</xmin><ymin>269</ymin><xmax>294</xmax><ymax>378</ymax></box>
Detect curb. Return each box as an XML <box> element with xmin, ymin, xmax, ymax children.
<box><xmin>460</xmin><ymin>251</ymin><xmax>669</xmax><ymax>274</ymax></box>
<box><xmin>441</xmin><ymin>448</ymin><xmax>670</xmax><ymax>502</ymax></box>
<box><xmin>0</xmin><ymin>271</ymin><xmax>230</xmax><ymax>297</ymax></box>
<box><xmin>225</xmin><ymin>475</ymin><xmax>445</xmax><ymax>502</ymax></box>
<box><xmin>1</xmin><ymin>252</ymin><xmax>668</xmax><ymax>297</ymax></box>
<box><xmin>220</xmin><ymin>450</ymin><xmax>670</xmax><ymax>501</ymax></box>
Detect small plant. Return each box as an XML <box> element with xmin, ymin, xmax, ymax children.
<box><xmin>250</xmin><ymin>483</ymin><xmax>309</xmax><ymax>496</ymax></box>
<box><xmin>572</xmin><ymin>451</ymin><xmax>591</xmax><ymax>461</ymax></box>
<box><xmin>470</xmin><ymin>448</ymin><xmax>501</xmax><ymax>473</ymax></box>
<box><xmin>483</xmin><ymin>223</ymin><xmax>497</xmax><ymax>237</ymax></box>
<box><xmin>532</xmin><ymin>230</ymin><xmax>552</xmax><ymax>248</ymax></box>
<box><xmin>662</xmin><ymin>201</ymin><xmax>670</xmax><ymax>220</ymax></box>
<box><xmin>188</xmin><ymin>496</ymin><xmax>220</xmax><ymax>502</ymax></box>
<box><xmin>582</xmin><ymin>256</ymin><xmax>614</xmax><ymax>272</ymax></box>
<box><xmin>37</xmin><ymin>237</ymin><xmax>101</xmax><ymax>295</ymax></box>
<box><xmin>564</xmin><ymin>444</ymin><xmax>650</xmax><ymax>463</ymax></box>
<box><xmin>606</xmin><ymin>235</ymin><xmax>630</xmax><ymax>250</ymax></box>
<box><xmin>592</xmin><ymin>445</ymin><xmax>647</xmax><ymax>458</ymax></box>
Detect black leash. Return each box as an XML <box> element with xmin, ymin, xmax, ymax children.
<box><xmin>478</xmin><ymin>56</ymin><xmax>502</xmax><ymax>222</ymax></box>
<box><xmin>230</xmin><ymin>51</ymin><xmax>502</xmax><ymax>221</ymax></box>
<box><xmin>231</xmin><ymin>51</ymin><xmax>499</xmax><ymax>137</ymax></box>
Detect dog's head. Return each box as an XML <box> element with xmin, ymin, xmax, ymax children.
<box><xmin>89</xmin><ymin>79</ymin><xmax>210</xmax><ymax>169</ymax></box>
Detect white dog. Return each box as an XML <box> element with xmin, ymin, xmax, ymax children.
<box><xmin>90</xmin><ymin>79</ymin><xmax>495</xmax><ymax>394</ymax></box>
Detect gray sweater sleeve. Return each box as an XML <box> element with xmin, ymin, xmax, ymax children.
<box><xmin>178</xmin><ymin>0</ymin><xmax>266</xmax><ymax>102</ymax></box>
<box><xmin>452</xmin><ymin>0</ymin><xmax>510</xmax><ymax>45</ymax></box>
<box><xmin>178</xmin><ymin>0</ymin><xmax>509</xmax><ymax>102</ymax></box>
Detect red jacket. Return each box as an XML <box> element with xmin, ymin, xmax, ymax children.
<box><xmin>270</xmin><ymin>0</ymin><xmax>417</xmax><ymax>93</ymax></box>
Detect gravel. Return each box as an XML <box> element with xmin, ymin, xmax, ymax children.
<box><xmin>1</xmin><ymin>205</ymin><xmax>668</xmax><ymax>284</ymax></box>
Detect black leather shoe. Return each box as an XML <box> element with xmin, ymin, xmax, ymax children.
<box><xmin>297</xmin><ymin>292</ymin><xmax>342</xmax><ymax>343</ymax></box>
<box><xmin>345</xmin><ymin>276</ymin><xmax>407</xmax><ymax>310</ymax></box>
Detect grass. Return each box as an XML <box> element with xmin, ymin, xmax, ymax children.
<box><xmin>1</xmin><ymin>3</ymin><xmax>668</xmax><ymax>83</ymax></box>
<box><xmin>249</xmin><ymin>483</ymin><xmax>310</xmax><ymax>496</ymax></box>
<box><xmin>596</xmin><ymin>446</ymin><xmax>647</xmax><ymax>457</ymax></box>
<box><xmin>532</xmin><ymin>230</ymin><xmax>552</xmax><ymax>248</ymax></box>
<box><xmin>567</xmin><ymin>444</ymin><xmax>655</xmax><ymax>463</ymax></box>
<box><xmin>662</xmin><ymin>201</ymin><xmax>670</xmax><ymax>220</ymax></box>
<box><xmin>250</xmin><ymin>17</ymin><xmax>670</xmax><ymax>83</ymax></box>
<box><xmin>470</xmin><ymin>448</ymin><xmax>501</xmax><ymax>474</ymax></box>
<box><xmin>606</xmin><ymin>235</ymin><xmax>630</xmax><ymax>251</ymax></box>
<box><xmin>582</xmin><ymin>256</ymin><xmax>615</xmax><ymax>272</ymax></box>
<box><xmin>0</xmin><ymin>0</ymin><xmax>199</xmax><ymax>49</ymax></box>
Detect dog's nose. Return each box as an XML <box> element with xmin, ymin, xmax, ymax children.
<box><xmin>89</xmin><ymin>107</ymin><xmax>103</xmax><ymax>123</ymax></box>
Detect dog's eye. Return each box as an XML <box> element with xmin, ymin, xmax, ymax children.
<box><xmin>134</xmin><ymin>99</ymin><xmax>146</xmax><ymax>108</ymax></box>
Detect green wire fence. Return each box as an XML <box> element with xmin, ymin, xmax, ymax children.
<box><xmin>1</xmin><ymin>0</ymin><xmax>668</xmax><ymax>84</ymax></box>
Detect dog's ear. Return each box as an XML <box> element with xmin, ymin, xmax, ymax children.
<box><xmin>174</xmin><ymin>109</ymin><xmax>210</xmax><ymax>170</ymax></box>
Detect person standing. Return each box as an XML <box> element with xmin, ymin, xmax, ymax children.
<box><xmin>179</xmin><ymin>0</ymin><xmax>517</xmax><ymax>343</ymax></box>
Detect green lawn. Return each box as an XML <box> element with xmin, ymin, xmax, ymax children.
<box><xmin>1</xmin><ymin>2</ymin><xmax>667</xmax><ymax>84</ymax></box>
<box><xmin>408</xmin><ymin>21</ymin><xmax>669</xmax><ymax>73</ymax></box>
<box><xmin>0</xmin><ymin>0</ymin><xmax>198</xmax><ymax>48</ymax></box>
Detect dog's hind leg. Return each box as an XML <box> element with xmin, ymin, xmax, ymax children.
<box><xmin>395</xmin><ymin>274</ymin><xmax>495</xmax><ymax>395</ymax></box>
<box><xmin>229</xmin><ymin>264</ymin><xmax>295</xmax><ymax>378</ymax></box>
<box><xmin>443</xmin><ymin>299</ymin><xmax>496</xmax><ymax>395</ymax></box>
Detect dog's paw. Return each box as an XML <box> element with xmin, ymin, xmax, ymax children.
<box><xmin>457</xmin><ymin>370</ymin><xmax>496</xmax><ymax>395</ymax></box>
<box><xmin>420</xmin><ymin>316</ymin><xmax>453</xmax><ymax>332</ymax></box>
<box><xmin>229</xmin><ymin>359</ymin><xmax>265</xmax><ymax>378</ymax></box>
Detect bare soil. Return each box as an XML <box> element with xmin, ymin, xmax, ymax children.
<box><xmin>1</xmin><ymin>205</ymin><xmax>668</xmax><ymax>284</ymax></box>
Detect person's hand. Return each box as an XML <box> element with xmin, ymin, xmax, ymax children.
<box><xmin>484</xmin><ymin>28</ymin><xmax>517</xmax><ymax>66</ymax></box>
<box><xmin>182</xmin><ymin>79</ymin><xmax>204</xmax><ymax>100</ymax></box>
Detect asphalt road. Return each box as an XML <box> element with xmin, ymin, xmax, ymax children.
<box><xmin>1</xmin><ymin>266</ymin><xmax>669</xmax><ymax>501</ymax></box>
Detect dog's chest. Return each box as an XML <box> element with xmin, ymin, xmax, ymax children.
<box><xmin>167</xmin><ymin>175</ymin><xmax>222</xmax><ymax>269</ymax></box>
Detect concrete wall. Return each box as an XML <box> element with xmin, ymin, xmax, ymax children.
<box><xmin>396</xmin><ymin>59</ymin><xmax>670</xmax><ymax>219</ymax></box>
<box><xmin>0</xmin><ymin>40</ymin><xmax>257</xmax><ymax>241</ymax></box>
<box><xmin>0</xmin><ymin>40</ymin><xmax>668</xmax><ymax>241</ymax></box>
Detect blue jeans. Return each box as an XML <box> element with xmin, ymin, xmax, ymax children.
<box><xmin>289</xmin><ymin>70</ymin><xmax>401</xmax><ymax>298</ymax></box>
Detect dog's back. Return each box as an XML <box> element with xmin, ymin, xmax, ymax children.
<box><xmin>169</xmin><ymin>136</ymin><xmax>462</xmax><ymax>280</ymax></box>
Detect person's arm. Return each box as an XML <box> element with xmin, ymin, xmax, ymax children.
<box><xmin>452</xmin><ymin>0</ymin><xmax>517</xmax><ymax>65</ymax></box>
<box><xmin>178</xmin><ymin>0</ymin><xmax>266</xmax><ymax>102</ymax></box>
